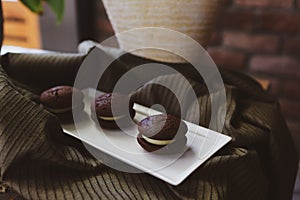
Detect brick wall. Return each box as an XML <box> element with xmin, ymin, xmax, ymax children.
<box><xmin>94</xmin><ymin>0</ymin><xmax>300</xmax><ymax>153</ymax></box>
<box><xmin>208</xmin><ymin>0</ymin><xmax>300</xmax><ymax>153</ymax></box>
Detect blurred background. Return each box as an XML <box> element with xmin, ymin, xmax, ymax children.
<box><xmin>2</xmin><ymin>0</ymin><xmax>300</xmax><ymax>191</ymax></box>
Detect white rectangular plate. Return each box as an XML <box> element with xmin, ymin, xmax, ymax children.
<box><xmin>62</xmin><ymin>89</ymin><xmax>231</xmax><ymax>186</ymax></box>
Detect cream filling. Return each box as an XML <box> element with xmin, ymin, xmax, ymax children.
<box><xmin>142</xmin><ymin>135</ymin><xmax>175</xmax><ymax>146</ymax></box>
<box><xmin>46</xmin><ymin>107</ymin><xmax>73</xmax><ymax>114</ymax></box>
<box><xmin>98</xmin><ymin>114</ymin><xmax>126</xmax><ymax>121</ymax></box>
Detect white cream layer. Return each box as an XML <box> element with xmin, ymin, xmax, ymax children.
<box><xmin>46</xmin><ymin>107</ymin><xmax>73</xmax><ymax>114</ymax></box>
<box><xmin>142</xmin><ymin>135</ymin><xmax>175</xmax><ymax>146</ymax></box>
<box><xmin>98</xmin><ymin>114</ymin><xmax>126</xmax><ymax>121</ymax></box>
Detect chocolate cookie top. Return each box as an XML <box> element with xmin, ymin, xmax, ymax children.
<box><xmin>40</xmin><ymin>86</ymin><xmax>84</xmax><ymax>109</ymax></box>
<box><xmin>93</xmin><ymin>93</ymin><xmax>133</xmax><ymax>117</ymax></box>
<box><xmin>138</xmin><ymin>114</ymin><xmax>187</xmax><ymax>140</ymax></box>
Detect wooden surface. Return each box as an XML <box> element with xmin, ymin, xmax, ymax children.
<box><xmin>2</xmin><ymin>1</ymin><xmax>41</xmax><ymax>48</ymax></box>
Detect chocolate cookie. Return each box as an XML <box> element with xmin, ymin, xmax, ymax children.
<box><xmin>137</xmin><ymin>114</ymin><xmax>188</xmax><ymax>153</ymax></box>
<box><xmin>91</xmin><ymin>93</ymin><xmax>135</xmax><ymax>129</ymax></box>
<box><xmin>40</xmin><ymin>86</ymin><xmax>84</xmax><ymax>121</ymax></box>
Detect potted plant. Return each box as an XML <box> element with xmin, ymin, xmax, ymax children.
<box><xmin>102</xmin><ymin>0</ymin><xmax>220</xmax><ymax>63</ymax></box>
<box><xmin>0</xmin><ymin>0</ymin><xmax>64</xmax><ymax>50</ymax></box>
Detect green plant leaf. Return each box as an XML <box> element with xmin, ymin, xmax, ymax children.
<box><xmin>20</xmin><ymin>0</ymin><xmax>43</xmax><ymax>14</ymax></box>
<box><xmin>45</xmin><ymin>0</ymin><xmax>65</xmax><ymax>23</ymax></box>
<box><xmin>20</xmin><ymin>0</ymin><xmax>65</xmax><ymax>23</ymax></box>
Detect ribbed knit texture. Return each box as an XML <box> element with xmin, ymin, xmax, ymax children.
<box><xmin>0</xmin><ymin>46</ymin><xmax>298</xmax><ymax>200</ymax></box>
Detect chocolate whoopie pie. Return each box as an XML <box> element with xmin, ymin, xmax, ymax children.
<box><xmin>137</xmin><ymin>114</ymin><xmax>188</xmax><ymax>153</ymax></box>
<box><xmin>40</xmin><ymin>86</ymin><xmax>84</xmax><ymax>121</ymax></box>
<box><xmin>91</xmin><ymin>93</ymin><xmax>135</xmax><ymax>129</ymax></box>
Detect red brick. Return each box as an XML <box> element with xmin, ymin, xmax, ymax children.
<box><xmin>283</xmin><ymin>80</ymin><xmax>300</xmax><ymax>99</ymax></box>
<box><xmin>209</xmin><ymin>31</ymin><xmax>222</xmax><ymax>46</ymax></box>
<box><xmin>279</xmin><ymin>98</ymin><xmax>300</xmax><ymax>119</ymax></box>
<box><xmin>220</xmin><ymin>9</ymin><xmax>258</xmax><ymax>31</ymax></box>
<box><xmin>283</xmin><ymin>36</ymin><xmax>300</xmax><ymax>56</ymax></box>
<box><xmin>258</xmin><ymin>12</ymin><xmax>300</xmax><ymax>33</ymax></box>
<box><xmin>250</xmin><ymin>56</ymin><xmax>300</xmax><ymax>77</ymax></box>
<box><xmin>207</xmin><ymin>47</ymin><xmax>246</xmax><ymax>69</ymax></box>
<box><xmin>223</xmin><ymin>32</ymin><xmax>279</xmax><ymax>53</ymax></box>
<box><xmin>234</xmin><ymin>0</ymin><xmax>293</xmax><ymax>8</ymax></box>
<box><xmin>267</xmin><ymin>79</ymin><xmax>282</xmax><ymax>96</ymax></box>
<box><xmin>222</xmin><ymin>0</ymin><xmax>233</xmax><ymax>6</ymax></box>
